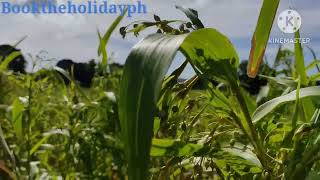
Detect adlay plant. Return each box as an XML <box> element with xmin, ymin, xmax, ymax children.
<box><xmin>119</xmin><ymin>1</ymin><xmax>320</xmax><ymax>180</ymax></box>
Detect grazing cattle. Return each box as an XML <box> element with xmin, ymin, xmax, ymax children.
<box><xmin>238</xmin><ymin>60</ymin><xmax>273</xmax><ymax>95</ymax></box>
<box><xmin>56</xmin><ymin>59</ymin><xmax>96</xmax><ymax>88</ymax></box>
<box><xmin>0</xmin><ymin>44</ymin><xmax>26</xmax><ymax>73</ymax></box>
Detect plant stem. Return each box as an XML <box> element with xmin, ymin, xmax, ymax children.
<box><xmin>232</xmin><ymin>83</ymin><xmax>269</xmax><ymax>169</ymax></box>
<box><xmin>26</xmin><ymin>75</ymin><xmax>33</xmax><ymax>178</ymax></box>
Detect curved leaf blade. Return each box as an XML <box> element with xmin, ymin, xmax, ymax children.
<box><xmin>0</xmin><ymin>51</ymin><xmax>22</xmax><ymax>71</ymax></box>
<box><xmin>175</xmin><ymin>5</ymin><xmax>205</xmax><ymax>29</ymax></box>
<box><xmin>119</xmin><ymin>33</ymin><xmax>188</xmax><ymax>180</ymax></box>
<box><xmin>253</xmin><ymin>86</ymin><xmax>320</xmax><ymax>123</ymax></box>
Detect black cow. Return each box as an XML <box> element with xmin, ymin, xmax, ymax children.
<box><xmin>0</xmin><ymin>44</ymin><xmax>26</xmax><ymax>73</ymax></box>
<box><xmin>238</xmin><ymin>60</ymin><xmax>274</xmax><ymax>95</ymax></box>
<box><xmin>56</xmin><ymin>59</ymin><xmax>96</xmax><ymax>88</ymax></box>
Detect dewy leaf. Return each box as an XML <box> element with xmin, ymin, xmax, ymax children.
<box><xmin>253</xmin><ymin>86</ymin><xmax>320</xmax><ymax>124</ymax></box>
<box><xmin>294</xmin><ymin>30</ymin><xmax>308</xmax><ymax>85</ymax></box>
<box><xmin>247</xmin><ymin>0</ymin><xmax>280</xmax><ymax>78</ymax></box>
<box><xmin>119</xmin><ymin>28</ymin><xmax>238</xmax><ymax>180</ymax></box>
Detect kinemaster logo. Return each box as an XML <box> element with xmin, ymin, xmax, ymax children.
<box><xmin>269</xmin><ymin>9</ymin><xmax>311</xmax><ymax>44</ymax></box>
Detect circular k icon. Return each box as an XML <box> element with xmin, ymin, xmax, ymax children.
<box><xmin>277</xmin><ymin>9</ymin><xmax>302</xmax><ymax>34</ymax></box>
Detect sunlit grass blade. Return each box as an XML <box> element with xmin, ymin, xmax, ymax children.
<box><xmin>306</xmin><ymin>45</ymin><xmax>320</xmax><ymax>72</ymax></box>
<box><xmin>306</xmin><ymin>60</ymin><xmax>320</xmax><ymax>72</ymax></box>
<box><xmin>247</xmin><ymin>0</ymin><xmax>280</xmax><ymax>77</ymax></box>
<box><xmin>98</xmin><ymin>10</ymin><xmax>127</xmax><ymax>66</ymax></box>
<box><xmin>294</xmin><ymin>30</ymin><xmax>308</xmax><ymax>85</ymax></box>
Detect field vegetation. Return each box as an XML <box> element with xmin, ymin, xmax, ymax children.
<box><xmin>1</xmin><ymin>1</ymin><xmax>320</xmax><ymax>180</ymax></box>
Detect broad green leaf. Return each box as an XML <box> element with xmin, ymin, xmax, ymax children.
<box><xmin>180</xmin><ymin>28</ymin><xmax>239</xmax><ymax>84</ymax></box>
<box><xmin>11</xmin><ymin>98</ymin><xmax>25</xmax><ymax>138</ymax></box>
<box><xmin>247</xmin><ymin>0</ymin><xmax>280</xmax><ymax>77</ymax></box>
<box><xmin>150</xmin><ymin>139</ymin><xmax>202</xmax><ymax>157</ymax></box>
<box><xmin>98</xmin><ymin>10</ymin><xmax>126</xmax><ymax>65</ymax></box>
<box><xmin>253</xmin><ymin>86</ymin><xmax>320</xmax><ymax>123</ymax></box>
<box><xmin>119</xmin><ymin>33</ymin><xmax>188</xmax><ymax>180</ymax></box>
<box><xmin>119</xmin><ymin>28</ymin><xmax>238</xmax><ymax>180</ymax></box>
<box><xmin>294</xmin><ymin>30</ymin><xmax>308</xmax><ymax>85</ymax></box>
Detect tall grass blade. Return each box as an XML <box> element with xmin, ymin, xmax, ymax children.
<box><xmin>247</xmin><ymin>0</ymin><xmax>280</xmax><ymax>77</ymax></box>
<box><xmin>98</xmin><ymin>10</ymin><xmax>127</xmax><ymax>66</ymax></box>
<box><xmin>294</xmin><ymin>30</ymin><xmax>308</xmax><ymax>85</ymax></box>
<box><xmin>306</xmin><ymin>60</ymin><xmax>320</xmax><ymax>72</ymax></box>
<box><xmin>306</xmin><ymin>45</ymin><xmax>320</xmax><ymax>72</ymax></box>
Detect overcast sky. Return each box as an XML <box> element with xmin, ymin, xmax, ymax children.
<box><xmin>1</xmin><ymin>0</ymin><xmax>319</xmax><ymax>76</ymax></box>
